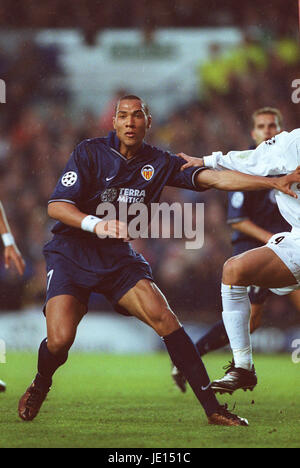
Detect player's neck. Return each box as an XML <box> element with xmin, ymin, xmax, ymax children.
<box><xmin>119</xmin><ymin>142</ymin><xmax>143</xmax><ymax>160</ymax></box>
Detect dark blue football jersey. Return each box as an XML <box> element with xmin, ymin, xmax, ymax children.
<box><xmin>227</xmin><ymin>189</ymin><xmax>291</xmax><ymax>245</ymax></box>
<box><xmin>49</xmin><ymin>131</ymin><xmax>206</xmax><ymax>240</ymax></box>
<box><xmin>227</xmin><ymin>143</ymin><xmax>291</xmax><ymax>247</ymax></box>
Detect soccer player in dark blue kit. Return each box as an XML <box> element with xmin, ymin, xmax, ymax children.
<box><xmin>172</xmin><ymin>107</ymin><xmax>300</xmax><ymax>393</ymax></box>
<box><xmin>18</xmin><ymin>97</ymin><xmax>297</xmax><ymax>426</ymax></box>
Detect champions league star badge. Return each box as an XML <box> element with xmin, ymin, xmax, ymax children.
<box><xmin>141</xmin><ymin>165</ymin><xmax>154</xmax><ymax>181</ymax></box>
<box><xmin>61</xmin><ymin>171</ymin><xmax>78</xmax><ymax>187</ymax></box>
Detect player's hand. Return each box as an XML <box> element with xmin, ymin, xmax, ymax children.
<box><xmin>95</xmin><ymin>220</ymin><xmax>130</xmax><ymax>240</ymax></box>
<box><xmin>178</xmin><ymin>153</ymin><xmax>204</xmax><ymax>171</ymax></box>
<box><xmin>4</xmin><ymin>245</ymin><xmax>26</xmax><ymax>276</ymax></box>
<box><xmin>275</xmin><ymin>166</ymin><xmax>300</xmax><ymax>198</ymax></box>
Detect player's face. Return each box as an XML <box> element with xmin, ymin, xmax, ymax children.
<box><xmin>251</xmin><ymin>113</ymin><xmax>282</xmax><ymax>146</ymax></box>
<box><xmin>113</xmin><ymin>99</ymin><xmax>152</xmax><ymax>153</ymax></box>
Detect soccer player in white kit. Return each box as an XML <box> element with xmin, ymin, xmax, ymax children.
<box><xmin>179</xmin><ymin>128</ymin><xmax>300</xmax><ymax>394</ymax></box>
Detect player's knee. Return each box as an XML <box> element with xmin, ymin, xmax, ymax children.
<box><xmin>223</xmin><ymin>257</ymin><xmax>246</xmax><ymax>285</ymax></box>
<box><xmin>151</xmin><ymin>307</ymin><xmax>180</xmax><ymax>336</ymax></box>
<box><xmin>47</xmin><ymin>331</ymin><xmax>75</xmax><ymax>356</ymax></box>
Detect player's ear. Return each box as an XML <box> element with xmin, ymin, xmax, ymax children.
<box><xmin>147</xmin><ymin>115</ymin><xmax>152</xmax><ymax>130</ymax></box>
<box><xmin>112</xmin><ymin>116</ymin><xmax>117</xmax><ymax>129</ymax></box>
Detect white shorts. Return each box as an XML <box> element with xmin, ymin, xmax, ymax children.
<box><xmin>266</xmin><ymin>231</ymin><xmax>300</xmax><ymax>296</ymax></box>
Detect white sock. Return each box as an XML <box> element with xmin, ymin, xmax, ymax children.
<box><xmin>221</xmin><ymin>283</ymin><xmax>253</xmax><ymax>371</ymax></box>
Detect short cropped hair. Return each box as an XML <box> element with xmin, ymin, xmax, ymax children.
<box><xmin>115</xmin><ymin>95</ymin><xmax>150</xmax><ymax>117</ymax></box>
<box><xmin>252</xmin><ymin>107</ymin><xmax>283</xmax><ymax>129</ymax></box>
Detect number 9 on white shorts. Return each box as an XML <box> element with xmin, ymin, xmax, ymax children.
<box><xmin>267</xmin><ymin>231</ymin><xmax>300</xmax><ymax>296</ymax></box>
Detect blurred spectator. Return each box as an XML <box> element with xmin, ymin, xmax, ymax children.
<box><xmin>0</xmin><ymin>0</ymin><xmax>297</xmax><ymax>37</ymax></box>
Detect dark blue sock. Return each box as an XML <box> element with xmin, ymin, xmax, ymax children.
<box><xmin>35</xmin><ymin>338</ymin><xmax>68</xmax><ymax>390</ymax></box>
<box><xmin>196</xmin><ymin>321</ymin><xmax>229</xmax><ymax>357</ymax></box>
<box><xmin>163</xmin><ymin>327</ymin><xmax>219</xmax><ymax>417</ymax></box>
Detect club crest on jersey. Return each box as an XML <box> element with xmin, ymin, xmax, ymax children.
<box><xmin>141</xmin><ymin>165</ymin><xmax>154</xmax><ymax>181</ymax></box>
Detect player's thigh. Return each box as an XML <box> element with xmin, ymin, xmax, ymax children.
<box><xmin>223</xmin><ymin>246</ymin><xmax>297</xmax><ymax>288</ymax></box>
<box><xmin>45</xmin><ymin>295</ymin><xmax>87</xmax><ymax>349</ymax></box>
<box><xmin>118</xmin><ymin>280</ymin><xmax>180</xmax><ymax>334</ymax></box>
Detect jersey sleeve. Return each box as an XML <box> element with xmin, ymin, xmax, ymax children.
<box><xmin>166</xmin><ymin>153</ymin><xmax>208</xmax><ymax>191</ymax></box>
<box><xmin>204</xmin><ymin>129</ymin><xmax>300</xmax><ymax>176</ymax></box>
<box><xmin>48</xmin><ymin>141</ymin><xmax>93</xmax><ymax>205</ymax></box>
<box><xmin>227</xmin><ymin>191</ymin><xmax>249</xmax><ymax>224</ymax></box>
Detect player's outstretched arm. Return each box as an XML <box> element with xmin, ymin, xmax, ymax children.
<box><xmin>0</xmin><ymin>201</ymin><xmax>25</xmax><ymax>275</ymax></box>
<box><xmin>180</xmin><ymin>129</ymin><xmax>300</xmax><ymax>176</ymax></box>
<box><xmin>192</xmin><ymin>167</ymin><xmax>300</xmax><ymax>197</ymax></box>
<box><xmin>178</xmin><ymin>152</ymin><xmax>300</xmax><ymax>197</ymax></box>
<box><xmin>48</xmin><ymin>201</ymin><xmax>129</xmax><ymax>240</ymax></box>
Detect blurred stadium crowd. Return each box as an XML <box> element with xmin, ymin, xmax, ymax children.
<box><xmin>0</xmin><ymin>2</ymin><xmax>299</xmax><ymax>328</ymax></box>
<box><xmin>0</xmin><ymin>0</ymin><xmax>296</xmax><ymax>38</ymax></box>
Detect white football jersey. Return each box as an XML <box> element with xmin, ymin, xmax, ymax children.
<box><xmin>203</xmin><ymin>129</ymin><xmax>300</xmax><ymax>231</ymax></box>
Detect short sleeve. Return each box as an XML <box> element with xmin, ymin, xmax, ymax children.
<box><xmin>48</xmin><ymin>142</ymin><xmax>92</xmax><ymax>205</ymax></box>
<box><xmin>166</xmin><ymin>153</ymin><xmax>208</xmax><ymax>191</ymax></box>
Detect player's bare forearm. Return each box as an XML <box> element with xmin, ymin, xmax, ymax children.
<box><xmin>48</xmin><ymin>201</ymin><xmax>129</xmax><ymax>239</ymax></box>
<box><xmin>48</xmin><ymin>201</ymin><xmax>87</xmax><ymax>229</ymax></box>
<box><xmin>178</xmin><ymin>153</ymin><xmax>285</xmax><ymax>191</ymax></box>
<box><xmin>194</xmin><ymin>169</ymin><xmax>284</xmax><ymax>192</ymax></box>
<box><xmin>231</xmin><ymin>219</ymin><xmax>273</xmax><ymax>244</ymax></box>
<box><xmin>180</xmin><ymin>152</ymin><xmax>300</xmax><ymax>197</ymax></box>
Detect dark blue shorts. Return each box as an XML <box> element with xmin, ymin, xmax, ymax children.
<box><xmin>43</xmin><ymin>236</ymin><xmax>153</xmax><ymax>316</ymax></box>
<box><xmin>232</xmin><ymin>240</ymin><xmax>271</xmax><ymax>305</ymax></box>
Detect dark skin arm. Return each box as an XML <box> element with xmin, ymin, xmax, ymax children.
<box><xmin>231</xmin><ymin>219</ymin><xmax>273</xmax><ymax>244</ymax></box>
<box><xmin>48</xmin><ymin>202</ymin><xmax>129</xmax><ymax>239</ymax></box>
<box><xmin>192</xmin><ymin>166</ymin><xmax>300</xmax><ymax>198</ymax></box>
<box><xmin>48</xmin><ymin>202</ymin><xmax>86</xmax><ymax>229</ymax></box>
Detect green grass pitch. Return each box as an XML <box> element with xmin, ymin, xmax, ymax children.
<box><xmin>0</xmin><ymin>351</ymin><xmax>299</xmax><ymax>448</ymax></box>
